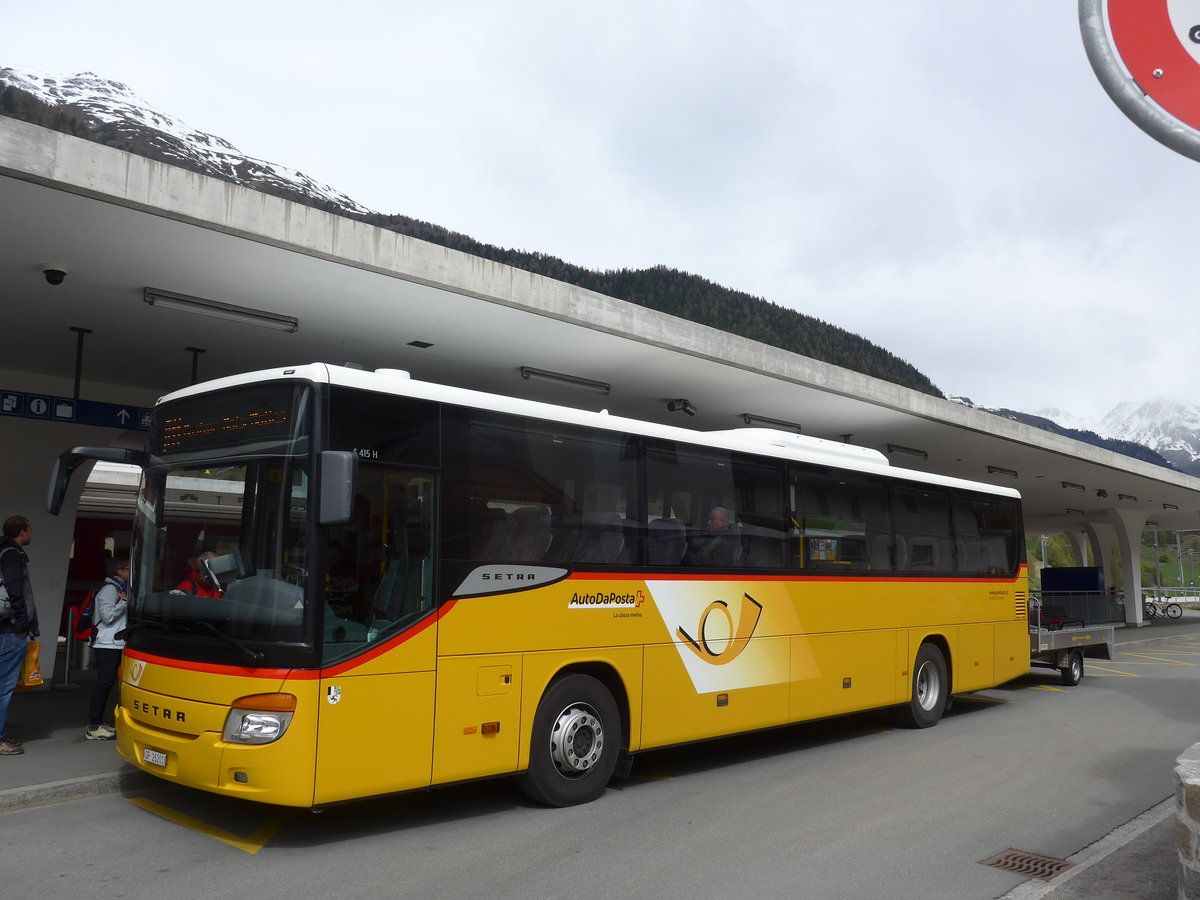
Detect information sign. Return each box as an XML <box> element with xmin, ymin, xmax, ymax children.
<box><xmin>0</xmin><ymin>389</ymin><xmax>151</xmax><ymax>431</ymax></box>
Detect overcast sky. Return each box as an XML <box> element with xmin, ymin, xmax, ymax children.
<box><xmin>6</xmin><ymin>1</ymin><xmax>1199</xmax><ymax>423</ymax></box>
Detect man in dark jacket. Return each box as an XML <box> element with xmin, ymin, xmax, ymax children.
<box><xmin>687</xmin><ymin>507</ymin><xmax>742</xmax><ymax>567</ymax></box>
<box><xmin>0</xmin><ymin>515</ymin><xmax>39</xmax><ymax>756</ymax></box>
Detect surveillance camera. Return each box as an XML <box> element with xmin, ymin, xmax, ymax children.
<box><xmin>668</xmin><ymin>399</ymin><xmax>696</xmax><ymax>417</ymax></box>
<box><xmin>41</xmin><ymin>266</ymin><xmax>67</xmax><ymax>286</ymax></box>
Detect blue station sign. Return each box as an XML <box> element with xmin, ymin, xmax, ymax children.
<box><xmin>0</xmin><ymin>389</ymin><xmax>151</xmax><ymax>431</ymax></box>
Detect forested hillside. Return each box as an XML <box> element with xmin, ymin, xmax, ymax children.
<box><xmin>2</xmin><ymin>78</ymin><xmax>941</xmax><ymax>395</ymax></box>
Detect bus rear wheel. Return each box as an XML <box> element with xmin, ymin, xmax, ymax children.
<box><xmin>898</xmin><ymin>643</ymin><xmax>948</xmax><ymax>728</ymax></box>
<box><xmin>516</xmin><ymin>674</ymin><xmax>621</xmax><ymax>807</ymax></box>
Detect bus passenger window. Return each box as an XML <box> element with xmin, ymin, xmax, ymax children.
<box><xmin>789</xmin><ymin>464</ymin><xmax>889</xmax><ymax>572</ymax></box>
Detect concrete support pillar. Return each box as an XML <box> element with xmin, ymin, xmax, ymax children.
<box><xmin>1082</xmin><ymin>522</ymin><xmax>1115</xmax><ymax>589</ymax></box>
<box><xmin>0</xmin><ymin>410</ymin><xmax>149</xmax><ymax>683</ymax></box>
<box><xmin>1</xmin><ymin>422</ymin><xmax>92</xmax><ymax>682</ymax></box>
<box><xmin>1067</xmin><ymin>530</ymin><xmax>1091</xmax><ymax>566</ymax></box>
<box><xmin>1103</xmin><ymin>509</ymin><xmax>1148</xmax><ymax>626</ymax></box>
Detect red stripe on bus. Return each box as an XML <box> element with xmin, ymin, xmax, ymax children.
<box><xmin>125</xmin><ymin>599</ymin><xmax>458</xmax><ymax>680</ymax></box>
<box><xmin>565</xmin><ymin>571</ymin><xmax>1026</xmax><ymax>585</ymax></box>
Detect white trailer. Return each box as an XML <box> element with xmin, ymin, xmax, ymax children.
<box><xmin>1029</xmin><ymin>609</ymin><xmax>1115</xmax><ymax>686</ymax></box>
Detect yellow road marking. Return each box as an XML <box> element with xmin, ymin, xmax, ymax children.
<box><xmin>631</xmin><ymin>765</ymin><xmax>675</xmax><ymax>781</ymax></box>
<box><xmin>1029</xmin><ymin>685</ymin><xmax>1070</xmax><ymax>692</ymax></box>
<box><xmin>1118</xmin><ymin>653</ymin><xmax>1195</xmax><ymax>666</ymax></box>
<box><xmin>127</xmin><ymin>797</ymin><xmax>291</xmax><ymax>854</ymax></box>
<box><xmin>1084</xmin><ymin>664</ymin><xmax>1142</xmax><ymax>677</ymax></box>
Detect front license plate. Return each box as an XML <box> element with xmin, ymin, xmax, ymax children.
<box><xmin>143</xmin><ymin>747</ymin><xmax>167</xmax><ymax>767</ymax></box>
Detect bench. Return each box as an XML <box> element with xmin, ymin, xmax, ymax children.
<box><xmin>1036</xmin><ymin>604</ymin><xmax>1085</xmax><ymax>631</ymax></box>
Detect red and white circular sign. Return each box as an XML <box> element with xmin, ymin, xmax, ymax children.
<box><xmin>1107</xmin><ymin>0</ymin><xmax>1200</xmax><ymax>132</ymax></box>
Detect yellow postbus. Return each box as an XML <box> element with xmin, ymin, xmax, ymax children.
<box><xmin>49</xmin><ymin>363</ymin><xmax>1028</xmax><ymax>808</ymax></box>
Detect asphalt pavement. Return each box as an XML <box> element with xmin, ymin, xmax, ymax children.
<box><xmin>4</xmin><ymin>616</ymin><xmax>1200</xmax><ymax>898</ymax></box>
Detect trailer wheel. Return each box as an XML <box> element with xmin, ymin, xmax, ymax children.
<box><xmin>1060</xmin><ymin>650</ymin><xmax>1084</xmax><ymax>686</ymax></box>
<box><xmin>897</xmin><ymin>643</ymin><xmax>948</xmax><ymax>728</ymax></box>
<box><xmin>516</xmin><ymin>674</ymin><xmax>621</xmax><ymax>807</ymax></box>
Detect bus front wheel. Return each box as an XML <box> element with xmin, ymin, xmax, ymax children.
<box><xmin>516</xmin><ymin>674</ymin><xmax>621</xmax><ymax>807</ymax></box>
<box><xmin>898</xmin><ymin>643</ymin><xmax>948</xmax><ymax>729</ymax></box>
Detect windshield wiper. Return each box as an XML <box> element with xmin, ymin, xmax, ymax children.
<box><xmin>192</xmin><ymin>620</ymin><xmax>265</xmax><ymax>665</ymax></box>
<box><xmin>118</xmin><ymin>618</ymin><xmax>191</xmax><ymax>641</ymax></box>
<box><xmin>122</xmin><ymin>617</ymin><xmax>265</xmax><ymax>665</ymax></box>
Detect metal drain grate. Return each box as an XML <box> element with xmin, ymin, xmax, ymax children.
<box><xmin>980</xmin><ymin>849</ymin><xmax>1075</xmax><ymax>880</ymax></box>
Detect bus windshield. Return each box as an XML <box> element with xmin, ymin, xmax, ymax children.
<box><xmin>127</xmin><ymin>383</ymin><xmax>316</xmax><ymax>667</ymax></box>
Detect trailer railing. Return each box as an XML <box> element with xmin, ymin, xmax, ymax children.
<box><xmin>1029</xmin><ymin>590</ymin><xmax>1125</xmax><ymax>628</ymax></box>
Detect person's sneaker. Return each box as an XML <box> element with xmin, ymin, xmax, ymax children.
<box><xmin>0</xmin><ymin>738</ymin><xmax>24</xmax><ymax>755</ymax></box>
<box><xmin>84</xmin><ymin>724</ymin><xmax>116</xmax><ymax>741</ymax></box>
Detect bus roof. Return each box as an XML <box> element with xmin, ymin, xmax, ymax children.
<box><xmin>158</xmin><ymin>362</ymin><xmax>1021</xmax><ymax>500</ymax></box>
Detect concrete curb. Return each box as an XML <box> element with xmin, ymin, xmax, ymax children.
<box><xmin>998</xmin><ymin>798</ymin><xmax>1176</xmax><ymax>899</ymax></box>
<box><xmin>0</xmin><ymin>766</ymin><xmax>157</xmax><ymax>813</ymax></box>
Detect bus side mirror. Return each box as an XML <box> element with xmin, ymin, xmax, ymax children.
<box><xmin>318</xmin><ymin>451</ymin><xmax>358</xmax><ymax>525</ymax></box>
<box><xmin>47</xmin><ymin>446</ymin><xmax>148</xmax><ymax>515</ymax></box>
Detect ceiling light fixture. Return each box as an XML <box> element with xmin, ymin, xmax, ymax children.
<box><xmin>1163</xmin><ymin>503</ymin><xmax>1180</xmax><ymax>510</ymax></box>
<box><xmin>519</xmin><ymin>366</ymin><xmax>610</xmax><ymax>395</ymax></box>
<box><xmin>1061</xmin><ymin>481</ymin><xmax>1086</xmax><ymax>492</ymax></box>
<box><xmin>987</xmin><ymin>465</ymin><xmax>1018</xmax><ymax>479</ymax></box>
<box><xmin>1147</xmin><ymin>520</ymin><xmax>1160</xmax><ymax>528</ymax></box>
<box><xmin>741</xmin><ymin>413</ymin><xmax>801</xmax><ymax>432</ymax></box>
<box><xmin>886</xmin><ymin>444</ymin><xmax>928</xmax><ymax>460</ymax></box>
<box><xmin>144</xmin><ymin>288</ymin><xmax>299</xmax><ymax>333</ymax></box>
<box><xmin>1065</xmin><ymin>508</ymin><xmax>1085</xmax><ymax>516</ymax></box>
<box><xmin>1119</xmin><ymin>493</ymin><xmax>1137</xmax><ymax>502</ymax></box>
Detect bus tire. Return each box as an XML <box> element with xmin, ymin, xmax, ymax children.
<box><xmin>516</xmin><ymin>674</ymin><xmax>621</xmax><ymax>807</ymax></box>
<box><xmin>1060</xmin><ymin>650</ymin><xmax>1083</xmax><ymax>686</ymax></box>
<box><xmin>897</xmin><ymin>643</ymin><xmax>948</xmax><ymax>729</ymax></box>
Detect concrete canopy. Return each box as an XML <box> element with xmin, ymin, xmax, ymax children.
<box><xmin>3</xmin><ymin>114</ymin><xmax>1199</xmax><ymax>603</ymax></box>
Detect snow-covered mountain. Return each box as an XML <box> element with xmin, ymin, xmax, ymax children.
<box><xmin>1095</xmin><ymin>398</ymin><xmax>1200</xmax><ymax>474</ymax></box>
<box><xmin>0</xmin><ymin>67</ymin><xmax>374</xmax><ymax>215</ymax></box>
<box><xmin>1031</xmin><ymin>407</ymin><xmax>1097</xmax><ymax>435</ymax></box>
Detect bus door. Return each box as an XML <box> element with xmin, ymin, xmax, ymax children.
<box><xmin>314</xmin><ymin>468</ymin><xmax>438</xmax><ymax>805</ymax></box>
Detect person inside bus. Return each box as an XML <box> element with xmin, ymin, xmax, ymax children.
<box><xmin>687</xmin><ymin>506</ymin><xmax>741</xmax><ymax>566</ymax></box>
<box><xmin>173</xmin><ymin>550</ymin><xmax>223</xmax><ymax>598</ymax></box>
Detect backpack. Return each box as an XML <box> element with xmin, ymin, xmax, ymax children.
<box><xmin>73</xmin><ymin>588</ymin><xmax>98</xmax><ymax>643</ymax></box>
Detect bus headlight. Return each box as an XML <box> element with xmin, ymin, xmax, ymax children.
<box><xmin>222</xmin><ymin>693</ymin><xmax>296</xmax><ymax>745</ymax></box>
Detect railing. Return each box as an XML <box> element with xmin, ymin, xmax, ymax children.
<box><xmin>1028</xmin><ymin>590</ymin><xmax>1125</xmax><ymax>627</ymax></box>
<box><xmin>1142</xmin><ymin>587</ymin><xmax>1200</xmax><ymax>603</ymax></box>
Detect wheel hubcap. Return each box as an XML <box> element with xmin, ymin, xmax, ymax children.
<box><xmin>915</xmin><ymin>661</ymin><xmax>939</xmax><ymax>711</ymax></box>
<box><xmin>549</xmin><ymin>703</ymin><xmax>604</xmax><ymax>777</ymax></box>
